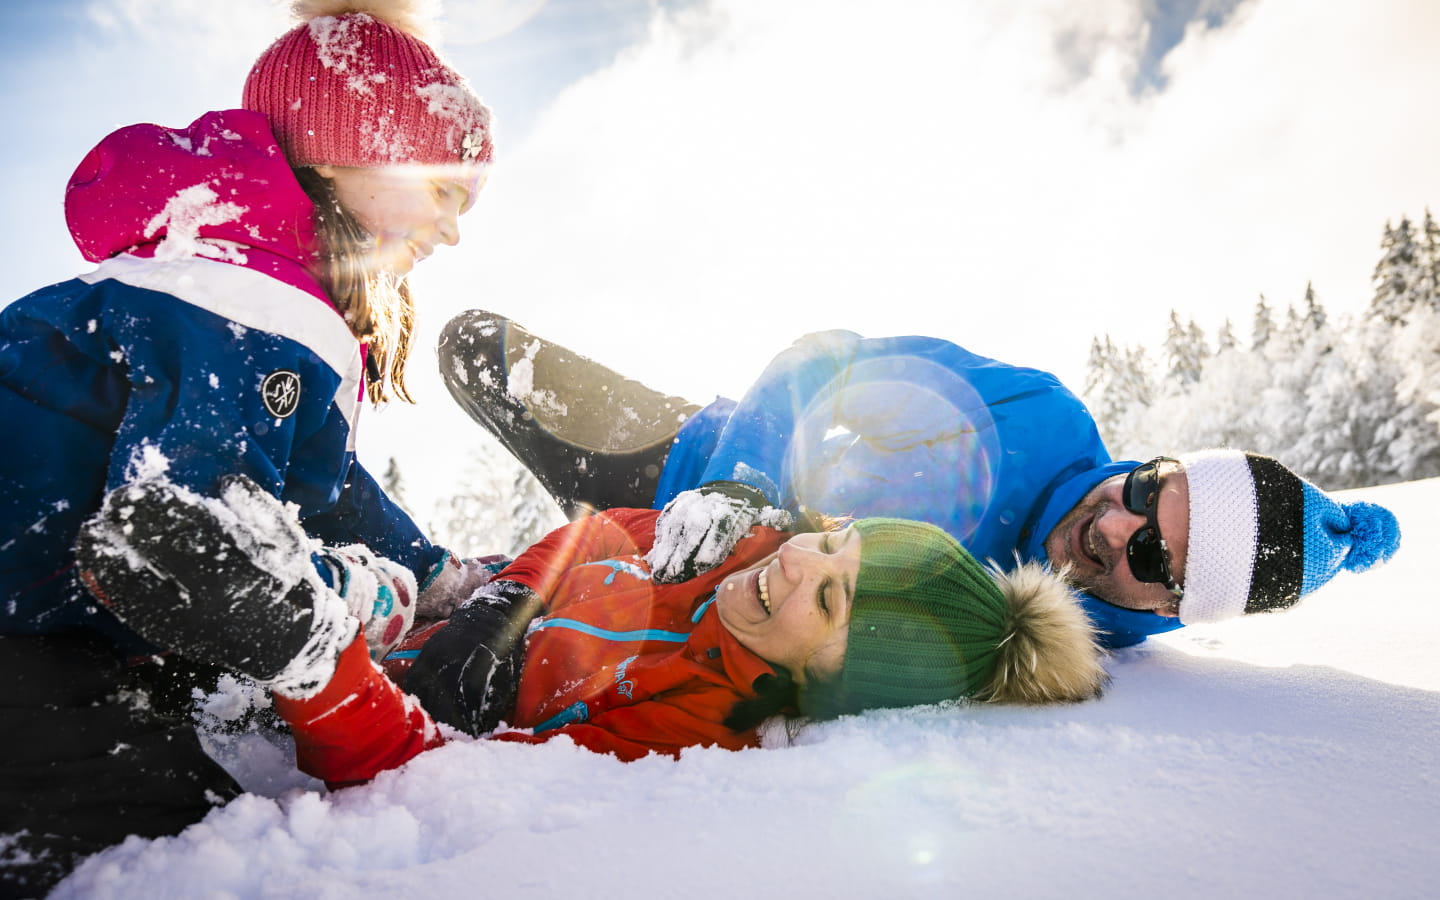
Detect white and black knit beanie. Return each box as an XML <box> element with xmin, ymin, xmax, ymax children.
<box><xmin>1178</xmin><ymin>450</ymin><xmax>1401</xmax><ymax>624</ymax></box>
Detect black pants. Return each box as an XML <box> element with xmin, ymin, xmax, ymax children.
<box><xmin>0</xmin><ymin>634</ymin><xmax>242</xmax><ymax>898</ymax></box>
<box><xmin>437</xmin><ymin>310</ymin><xmax>699</xmax><ymax>518</ymax></box>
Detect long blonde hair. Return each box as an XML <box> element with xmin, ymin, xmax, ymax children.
<box><xmin>294</xmin><ymin>167</ymin><xmax>416</xmax><ymax>404</ymax></box>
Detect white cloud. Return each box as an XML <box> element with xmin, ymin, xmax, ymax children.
<box><xmin>421</xmin><ymin>0</ymin><xmax>1440</xmax><ymax>407</ymax></box>
<box><xmin>436</xmin><ymin>0</ymin><xmax>548</xmax><ymax>45</ymax></box>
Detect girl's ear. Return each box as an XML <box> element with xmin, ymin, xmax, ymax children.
<box><xmin>797</xmin><ymin>629</ymin><xmax>847</xmax><ymax>688</ymax></box>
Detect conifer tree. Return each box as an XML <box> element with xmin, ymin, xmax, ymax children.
<box><xmin>1083</xmin><ymin>335</ymin><xmax>1113</xmax><ymax>399</ymax></box>
<box><xmin>427</xmin><ymin>443</ymin><xmax>566</xmax><ymax>558</ymax></box>
<box><xmin>1091</xmin><ymin>209</ymin><xmax>1440</xmax><ymax>488</ymax></box>
<box><xmin>1281</xmin><ymin>303</ymin><xmax>1306</xmax><ymax>352</ymax></box>
<box><xmin>1417</xmin><ymin>209</ymin><xmax>1440</xmax><ymax>312</ymax></box>
<box><xmin>430</xmin><ymin>452</ymin><xmax>512</xmax><ymax>556</ymax></box>
<box><xmin>1187</xmin><ymin>318</ymin><xmax>1210</xmax><ymax>368</ymax></box>
<box><xmin>1288</xmin><ymin>316</ymin><xmax>1394</xmax><ymax>488</ymax></box>
<box><xmin>1370</xmin><ymin>217</ymin><xmax>1421</xmax><ymax>325</ymax></box>
<box><xmin>1082</xmin><ymin>335</ymin><xmax>1123</xmax><ymax>446</ymax></box>
<box><xmin>1118</xmin><ymin>344</ymin><xmax>1156</xmax><ymax>410</ymax></box>
<box><xmin>1251</xmin><ymin>294</ymin><xmax>1274</xmax><ymax>352</ymax></box>
<box><xmin>1391</xmin><ymin>306</ymin><xmax>1440</xmax><ymax>479</ymax></box>
<box><xmin>508</xmin><ymin>467</ymin><xmax>563</xmax><ymax>557</ymax></box>
<box><xmin>1163</xmin><ymin>310</ymin><xmax>1206</xmax><ymax>387</ymax></box>
<box><xmin>1302</xmin><ymin>282</ymin><xmax>1327</xmax><ymax>333</ymax></box>
<box><xmin>1082</xmin><ymin>335</ymin><xmax>1154</xmax><ymax>457</ymax></box>
<box><xmin>380</xmin><ymin>456</ymin><xmax>416</xmax><ymax>519</ymax></box>
<box><xmin>1216</xmin><ymin>318</ymin><xmax>1238</xmax><ymax>353</ymax></box>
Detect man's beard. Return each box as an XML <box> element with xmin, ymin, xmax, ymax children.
<box><xmin>1043</xmin><ymin>493</ymin><xmax>1120</xmax><ymax>601</ymax></box>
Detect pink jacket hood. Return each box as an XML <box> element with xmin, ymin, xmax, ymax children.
<box><xmin>64</xmin><ymin>109</ymin><xmax>329</xmax><ymax>303</ymax></box>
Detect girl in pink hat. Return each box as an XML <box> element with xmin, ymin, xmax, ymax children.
<box><xmin>0</xmin><ymin>2</ymin><xmax>498</xmax><ymax>891</ymax></box>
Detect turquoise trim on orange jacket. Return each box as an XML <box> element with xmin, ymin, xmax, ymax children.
<box><xmin>279</xmin><ymin>510</ymin><xmax>790</xmax><ymax>782</ymax></box>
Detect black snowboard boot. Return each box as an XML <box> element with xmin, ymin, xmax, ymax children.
<box><xmin>437</xmin><ymin>310</ymin><xmax>700</xmax><ymax>517</ymax></box>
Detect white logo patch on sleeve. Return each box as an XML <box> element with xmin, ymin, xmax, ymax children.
<box><xmin>262</xmin><ymin>369</ymin><xmax>301</xmax><ymax>419</ymax></box>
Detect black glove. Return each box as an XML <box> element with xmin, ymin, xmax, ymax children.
<box><xmin>403</xmin><ymin>580</ymin><xmax>543</xmax><ymax>736</ymax></box>
<box><xmin>76</xmin><ymin>475</ymin><xmax>355</xmax><ymax>694</ymax></box>
<box><xmin>645</xmin><ymin>481</ymin><xmax>781</xmax><ymax>584</ymax></box>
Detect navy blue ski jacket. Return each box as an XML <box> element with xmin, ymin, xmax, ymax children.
<box><xmin>0</xmin><ymin>110</ymin><xmax>444</xmax><ymax>651</ymax></box>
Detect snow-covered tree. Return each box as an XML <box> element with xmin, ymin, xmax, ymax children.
<box><xmin>1163</xmin><ymin>310</ymin><xmax>1208</xmax><ymax>387</ymax></box>
<box><xmin>1287</xmin><ymin>318</ymin><xmax>1389</xmax><ymax>488</ymax></box>
<box><xmin>380</xmin><ymin>455</ymin><xmax>416</xmax><ymax>519</ymax></box>
<box><xmin>1082</xmin><ymin>335</ymin><xmax>1111</xmax><ymax>398</ymax></box>
<box><xmin>1388</xmin><ymin>306</ymin><xmax>1440</xmax><ymax>480</ymax></box>
<box><xmin>1216</xmin><ymin>318</ymin><xmax>1238</xmax><ymax>353</ymax></box>
<box><xmin>1370</xmin><ymin>217</ymin><xmax>1423</xmax><ymax>325</ymax></box>
<box><xmin>430</xmin><ymin>451</ymin><xmax>513</xmax><ymax>557</ymax></box>
<box><xmin>1150</xmin><ymin>342</ymin><xmax>1268</xmax><ymax>459</ymax></box>
<box><xmin>428</xmin><ymin>440</ymin><xmax>566</xmax><ymax>559</ymax></box>
<box><xmin>1417</xmin><ymin>209</ymin><xmax>1440</xmax><ymax>312</ymax></box>
<box><xmin>1082</xmin><ymin>335</ymin><xmax>1124</xmax><ymax>445</ymax></box>
<box><xmin>508</xmin><ymin>466</ymin><xmax>562</xmax><ymax>557</ymax></box>
<box><xmin>1083</xmin><ymin>335</ymin><xmax>1157</xmax><ymax>459</ymax></box>
<box><xmin>1279</xmin><ymin>303</ymin><xmax>1307</xmax><ymax>353</ymax></box>
<box><xmin>1090</xmin><ymin>209</ymin><xmax>1440</xmax><ymax>489</ymax></box>
<box><xmin>1251</xmin><ymin>294</ymin><xmax>1275</xmax><ymax>352</ymax></box>
<box><xmin>1302</xmin><ymin>281</ymin><xmax>1327</xmax><ymax>333</ymax></box>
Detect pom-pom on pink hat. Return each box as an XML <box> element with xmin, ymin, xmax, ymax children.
<box><xmin>242</xmin><ymin>0</ymin><xmax>493</xmax><ymax>170</ymax></box>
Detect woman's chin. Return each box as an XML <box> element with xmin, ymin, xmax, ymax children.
<box><xmin>367</xmin><ymin>242</ymin><xmax>416</xmax><ymax>276</ymax></box>
<box><xmin>383</xmin><ymin>253</ymin><xmax>416</xmax><ymax>277</ymax></box>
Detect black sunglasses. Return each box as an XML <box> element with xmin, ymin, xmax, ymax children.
<box><xmin>1122</xmin><ymin>457</ymin><xmax>1184</xmax><ymax>598</ymax></box>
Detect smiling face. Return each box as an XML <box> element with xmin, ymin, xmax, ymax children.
<box><xmin>313</xmin><ymin>165</ymin><xmax>481</xmax><ymax>275</ymax></box>
<box><xmin>714</xmin><ymin>527</ymin><xmax>862</xmax><ymax>684</ymax></box>
<box><xmin>1043</xmin><ymin>462</ymin><xmax>1190</xmax><ymax>617</ymax></box>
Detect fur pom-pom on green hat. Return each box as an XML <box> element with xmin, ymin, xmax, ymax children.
<box><xmin>802</xmin><ymin>519</ymin><xmax>1106</xmax><ymax>718</ymax></box>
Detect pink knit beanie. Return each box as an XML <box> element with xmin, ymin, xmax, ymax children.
<box><xmin>242</xmin><ymin>1</ymin><xmax>493</xmax><ymax>170</ymax></box>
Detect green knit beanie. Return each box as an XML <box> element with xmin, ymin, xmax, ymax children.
<box><xmin>802</xmin><ymin>518</ymin><xmax>1008</xmax><ymax>719</ymax></box>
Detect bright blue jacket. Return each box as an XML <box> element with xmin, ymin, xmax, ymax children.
<box><xmin>0</xmin><ymin>110</ymin><xmax>444</xmax><ymax>652</ymax></box>
<box><xmin>655</xmin><ymin>330</ymin><xmax>1183</xmax><ymax>647</ymax></box>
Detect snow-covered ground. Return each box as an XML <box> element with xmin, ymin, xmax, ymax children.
<box><xmin>56</xmin><ymin>478</ymin><xmax>1440</xmax><ymax>899</ymax></box>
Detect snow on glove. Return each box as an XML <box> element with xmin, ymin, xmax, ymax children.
<box><xmin>320</xmin><ymin>545</ymin><xmax>419</xmax><ymax>662</ymax></box>
<box><xmin>403</xmin><ymin>580</ymin><xmax>543</xmax><ymax>736</ymax></box>
<box><xmin>415</xmin><ymin>550</ymin><xmax>512</xmax><ymax>620</ymax></box>
<box><xmin>76</xmin><ymin>474</ymin><xmax>356</xmax><ymax>699</ymax></box>
<box><xmin>646</xmin><ymin>481</ymin><xmax>788</xmax><ymax>584</ymax></box>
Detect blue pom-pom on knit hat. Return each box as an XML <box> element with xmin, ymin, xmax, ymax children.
<box><xmin>1177</xmin><ymin>450</ymin><xmax>1401</xmax><ymax>624</ymax></box>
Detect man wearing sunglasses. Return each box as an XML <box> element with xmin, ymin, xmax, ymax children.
<box><xmin>1037</xmin><ymin>447</ymin><xmax>1399</xmax><ymax>641</ymax></box>
<box><xmin>439</xmin><ymin>319</ymin><xmax>1401</xmax><ymax>648</ymax></box>
<box><xmin>1040</xmin><ymin>456</ymin><xmax>1189</xmax><ymax>621</ymax></box>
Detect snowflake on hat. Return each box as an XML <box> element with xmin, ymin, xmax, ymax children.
<box><xmin>244</xmin><ymin>0</ymin><xmax>495</xmax><ymax>169</ymax></box>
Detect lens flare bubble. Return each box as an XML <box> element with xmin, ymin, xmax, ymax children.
<box><xmin>789</xmin><ymin>354</ymin><xmax>1000</xmax><ymax>539</ymax></box>
<box><xmin>830</xmin><ymin>758</ymin><xmax>1008</xmax><ymax>886</ymax></box>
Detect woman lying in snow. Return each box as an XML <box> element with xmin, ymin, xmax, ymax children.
<box><xmin>77</xmin><ymin>475</ymin><xmax>1107</xmax><ymax>787</ymax></box>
